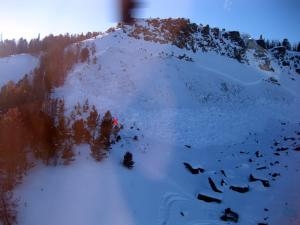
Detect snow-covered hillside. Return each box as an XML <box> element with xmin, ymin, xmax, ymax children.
<box><xmin>0</xmin><ymin>54</ymin><xmax>39</xmax><ymax>88</ymax></box>
<box><xmin>14</xmin><ymin>22</ymin><xmax>300</xmax><ymax>225</ymax></box>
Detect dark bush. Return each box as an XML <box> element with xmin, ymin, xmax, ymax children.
<box><xmin>80</xmin><ymin>47</ymin><xmax>90</xmax><ymax>62</ymax></box>
<box><xmin>0</xmin><ymin>191</ymin><xmax>18</xmax><ymax>225</ymax></box>
<box><xmin>123</xmin><ymin>152</ymin><xmax>134</xmax><ymax>169</ymax></box>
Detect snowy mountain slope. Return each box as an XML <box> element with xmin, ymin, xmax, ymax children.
<box><xmin>0</xmin><ymin>54</ymin><xmax>39</xmax><ymax>88</ymax></box>
<box><xmin>14</xmin><ymin>24</ymin><xmax>300</xmax><ymax>225</ymax></box>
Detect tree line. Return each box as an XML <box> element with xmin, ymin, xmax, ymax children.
<box><xmin>0</xmin><ymin>32</ymin><xmax>100</xmax><ymax>58</ymax></box>
<box><xmin>256</xmin><ymin>35</ymin><xmax>300</xmax><ymax>52</ymax></box>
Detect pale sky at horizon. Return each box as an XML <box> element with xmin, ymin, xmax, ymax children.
<box><xmin>0</xmin><ymin>0</ymin><xmax>299</xmax><ymax>44</ymax></box>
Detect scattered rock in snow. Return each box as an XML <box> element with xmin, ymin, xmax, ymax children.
<box><xmin>255</xmin><ymin>150</ymin><xmax>263</xmax><ymax>158</ymax></box>
<box><xmin>208</xmin><ymin>177</ymin><xmax>223</xmax><ymax>193</ymax></box>
<box><xmin>270</xmin><ymin>173</ymin><xmax>280</xmax><ymax>178</ymax></box>
<box><xmin>294</xmin><ymin>146</ymin><xmax>300</xmax><ymax>151</ymax></box>
<box><xmin>276</xmin><ymin>147</ymin><xmax>288</xmax><ymax>152</ymax></box>
<box><xmin>197</xmin><ymin>194</ymin><xmax>222</xmax><ymax>204</ymax></box>
<box><xmin>265</xmin><ymin>76</ymin><xmax>280</xmax><ymax>85</ymax></box>
<box><xmin>240</xmin><ymin>151</ymin><xmax>249</xmax><ymax>154</ymax></box>
<box><xmin>256</xmin><ymin>166</ymin><xmax>268</xmax><ymax>170</ymax></box>
<box><xmin>116</xmin><ymin>135</ymin><xmax>121</xmax><ymax>142</ymax></box>
<box><xmin>249</xmin><ymin>174</ymin><xmax>270</xmax><ymax>187</ymax></box>
<box><xmin>283</xmin><ymin>136</ymin><xmax>295</xmax><ymax>141</ymax></box>
<box><xmin>133</xmin><ymin>135</ymin><xmax>138</xmax><ymax>141</ymax></box>
<box><xmin>220</xmin><ymin>179</ymin><xmax>227</xmax><ymax>186</ymax></box>
<box><xmin>220</xmin><ymin>208</ymin><xmax>239</xmax><ymax>223</ymax></box>
<box><xmin>183</xmin><ymin>162</ymin><xmax>204</xmax><ymax>174</ymax></box>
<box><xmin>220</xmin><ymin>169</ymin><xmax>227</xmax><ymax>177</ymax></box>
<box><xmin>229</xmin><ymin>185</ymin><xmax>249</xmax><ymax>193</ymax></box>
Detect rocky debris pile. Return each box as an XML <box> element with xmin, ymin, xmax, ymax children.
<box><xmin>182</xmin><ymin>122</ymin><xmax>300</xmax><ymax>223</ymax></box>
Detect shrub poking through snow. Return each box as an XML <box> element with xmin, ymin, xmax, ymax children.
<box><xmin>123</xmin><ymin>152</ymin><xmax>134</xmax><ymax>169</ymax></box>
<box><xmin>80</xmin><ymin>47</ymin><xmax>90</xmax><ymax>63</ymax></box>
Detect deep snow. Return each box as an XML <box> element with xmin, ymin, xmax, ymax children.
<box><xmin>14</xmin><ymin>28</ymin><xmax>300</xmax><ymax>225</ymax></box>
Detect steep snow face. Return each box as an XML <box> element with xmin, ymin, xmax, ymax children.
<box><xmin>0</xmin><ymin>54</ymin><xmax>39</xmax><ymax>88</ymax></box>
<box><xmin>16</xmin><ymin>28</ymin><xmax>300</xmax><ymax>225</ymax></box>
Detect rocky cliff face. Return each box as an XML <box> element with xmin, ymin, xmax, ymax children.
<box><xmin>116</xmin><ymin>18</ymin><xmax>300</xmax><ymax>75</ymax></box>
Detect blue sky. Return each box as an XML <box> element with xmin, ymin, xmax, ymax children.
<box><xmin>0</xmin><ymin>0</ymin><xmax>299</xmax><ymax>44</ymax></box>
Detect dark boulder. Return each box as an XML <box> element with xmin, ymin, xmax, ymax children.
<box><xmin>183</xmin><ymin>162</ymin><xmax>204</xmax><ymax>174</ymax></box>
<box><xmin>294</xmin><ymin>146</ymin><xmax>300</xmax><ymax>151</ymax></box>
<box><xmin>220</xmin><ymin>208</ymin><xmax>239</xmax><ymax>223</ymax></box>
<box><xmin>230</xmin><ymin>185</ymin><xmax>249</xmax><ymax>193</ymax></box>
<box><xmin>249</xmin><ymin>174</ymin><xmax>270</xmax><ymax>187</ymax></box>
<box><xmin>208</xmin><ymin>177</ymin><xmax>223</xmax><ymax>193</ymax></box>
<box><xmin>197</xmin><ymin>194</ymin><xmax>222</xmax><ymax>203</ymax></box>
<box><xmin>276</xmin><ymin>147</ymin><xmax>288</xmax><ymax>152</ymax></box>
<box><xmin>256</xmin><ymin>166</ymin><xmax>267</xmax><ymax>170</ymax></box>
